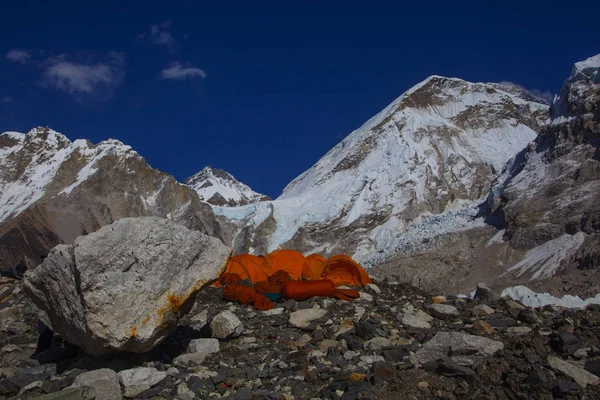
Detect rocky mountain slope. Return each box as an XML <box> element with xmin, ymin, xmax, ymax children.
<box><xmin>484</xmin><ymin>54</ymin><xmax>600</xmax><ymax>294</ymax></box>
<box><xmin>0</xmin><ymin>127</ymin><xmax>222</xmax><ymax>272</ymax></box>
<box><xmin>216</xmin><ymin>76</ymin><xmax>548</xmax><ymax>265</ymax></box>
<box><xmin>184</xmin><ymin>166</ymin><xmax>270</xmax><ymax>207</ymax></box>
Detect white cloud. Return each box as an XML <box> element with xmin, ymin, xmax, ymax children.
<box><xmin>139</xmin><ymin>19</ymin><xmax>177</xmax><ymax>50</ymax></box>
<box><xmin>159</xmin><ymin>62</ymin><xmax>206</xmax><ymax>80</ymax></box>
<box><xmin>42</xmin><ymin>52</ymin><xmax>125</xmax><ymax>99</ymax></box>
<box><xmin>5</xmin><ymin>49</ymin><xmax>31</xmax><ymax>64</ymax></box>
<box><xmin>497</xmin><ymin>81</ymin><xmax>554</xmax><ymax>104</ymax></box>
<box><xmin>0</xmin><ymin>96</ymin><xmax>13</xmax><ymax>104</ymax></box>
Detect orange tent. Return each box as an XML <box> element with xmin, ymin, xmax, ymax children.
<box><xmin>216</xmin><ymin>250</ymin><xmax>370</xmax><ymax>288</ymax></box>
<box><xmin>261</xmin><ymin>249</ymin><xmax>306</xmax><ymax>280</ymax></box>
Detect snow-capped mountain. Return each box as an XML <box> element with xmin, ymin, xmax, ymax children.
<box><xmin>0</xmin><ymin>127</ymin><xmax>220</xmax><ymax>271</ymax></box>
<box><xmin>184</xmin><ymin>166</ymin><xmax>270</xmax><ymax>207</ymax></box>
<box><xmin>216</xmin><ymin>76</ymin><xmax>548</xmax><ymax>266</ymax></box>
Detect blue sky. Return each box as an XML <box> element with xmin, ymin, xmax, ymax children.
<box><xmin>1</xmin><ymin>1</ymin><xmax>598</xmax><ymax>198</ymax></box>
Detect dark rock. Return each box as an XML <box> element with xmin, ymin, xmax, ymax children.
<box><xmin>584</xmin><ymin>359</ymin><xmax>600</xmax><ymax>377</ymax></box>
<box><xmin>553</xmin><ymin>330</ymin><xmax>581</xmax><ymax>354</ymax></box>
<box><xmin>341</xmin><ymin>335</ymin><xmax>363</xmax><ymax>351</ymax></box>
<box><xmin>526</xmin><ymin>368</ymin><xmax>553</xmax><ymax>385</ymax></box>
<box><xmin>382</xmin><ymin>347</ymin><xmax>410</xmax><ymax>363</ymax></box>
<box><xmin>423</xmin><ymin>358</ymin><xmax>476</xmax><ymax>379</ymax></box>
<box><xmin>473</xmin><ymin>283</ymin><xmax>500</xmax><ymax>302</ymax></box>
<box><xmin>518</xmin><ymin>309</ymin><xmax>542</xmax><ymax>324</ymax></box>
<box><xmin>485</xmin><ymin>315</ymin><xmax>517</xmax><ymax>328</ymax></box>
<box><xmin>341</xmin><ymin>382</ymin><xmax>371</xmax><ymax>400</ymax></box>
<box><xmin>371</xmin><ymin>362</ymin><xmax>395</xmax><ymax>386</ymax></box>
<box><xmin>355</xmin><ymin>321</ymin><xmax>376</xmax><ymax>340</ymax></box>
<box><xmin>0</xmin><ymin>364</ymin><xmax>57</xmax><ymax>394</ymax></box>
<box><xmin>554</xmin><ymin>380</ymin><xmax>581</xmax><ymax>395</ymax></box>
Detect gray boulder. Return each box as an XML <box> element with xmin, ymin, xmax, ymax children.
<box><xmin>23</xmin><ymin>217</ymin><xmax>231</xmax><ymax>356</ymax></box>
<box><xmin>410</xmin><ymin>331</ymin><xmax>504</xmax><ymax>367</ymax></box>
<box><xmin>210</xmin><ymin>311</ymin><xmax>244</xmax><ymax>339</ymax></box>
<box><xmin>173</xmin><ymin>339</ymin><xmax>220</xmax><ymax>367</ymax></box>
<box><xmin>117</xmin><ymin>367</ymin><xmax>166</xmax><ymax>398</ymax></box>
<box><xmin>71</xmin><ymin>369</ymin><xmax>122</xmax><ymax>400</ymax></box>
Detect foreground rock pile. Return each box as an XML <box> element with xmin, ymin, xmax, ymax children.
<box><xmin>2</xmin><ymin>276</ymin><xmax>600</xmax><ymax>399</ymax></box>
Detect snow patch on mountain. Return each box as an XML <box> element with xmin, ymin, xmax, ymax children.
<box><xmin>505</xmin><ymin>232</ymin><xmax>585</xmax><ymax>280</ymax></box>
<box><xmin>501</xmin><ymin>286</ymin><xmax>600</xmax><ymax>309</ymax></box>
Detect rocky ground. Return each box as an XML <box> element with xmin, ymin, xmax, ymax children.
<box><xmin>2</xmin><ymin>276</ymin><xmax>600</xmax><ymax>399</ymax></box>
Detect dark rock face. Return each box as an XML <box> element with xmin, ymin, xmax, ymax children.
<box><xmin>490</xmin><ymin>55</ymin><xmax>600</xmax><ymax>286</ymax></box>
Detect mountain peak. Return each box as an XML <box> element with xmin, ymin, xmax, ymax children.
<box><xmin>185</xmin><ymin>166</ymin><xmax>270</xmax><ymax>207</ymax></box>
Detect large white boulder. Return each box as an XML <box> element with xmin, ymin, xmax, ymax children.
<box><xmin>23</xmin><ymin>217</ymin><xmax>231</xmax><ymax>356</ymax></box>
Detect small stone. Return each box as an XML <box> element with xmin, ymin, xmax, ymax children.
<box><xmin>505</xmin><ymin>326</ymin><xmax>532</xmax><ymax>335</ymax></box>
<box><xmin>334</xmin><ymin>319</ymin><xmax>354</xmax><ymax>338</ymax></box>
<box><xmin>504</xmin><ymin>299</ymin><xmax>526</xmax><ymax>310</ymax></box>
<box><xmin>363</xmin><ymin>337</ymin><xmax>392</xmax><ymax>351</ymax></box>
<box><xmin>584</xmin><ymin>359</ymin><xmax>600</xmax><ymax>377</ymax></box>
<box><xmin>289</xmin><ymin>308</ymin><xmax>327</xmax><ymax>329</ymax></box>
<box><xmin>556</xmin><ymin>330</ymin><xmax>580</xmax><ymax>354</ymax></box>
<box><xmin>319</xmin><ymin>340</ymin><xmax>341</xmax><ymax>353</ymax></box>
<box><xmin>472</xmin><ymin>304</ymin><xmax>494</xmax><ymax>316</ymax></box>
<box><xmin>349</xmin><ymin>373</ymin><xmax>366</xmax><ymax>381</ymax></box>
<box><xmin>431</xmin><ymin>296</ymin><xmax>447</xmax><ymax>304</ymax></box>
<box><xmin>188</xmin><ymin>309</ymin><xmax>209</xmax><ymax>332</ymax></box>
<box><xmin>354</xmin><ymin>306</ymin><xmax>366</xmax><ymax>321</ymax></box>
<box><xmin>118</xmin><ymin>367</ymin><xmax>166</xmax><ymax>395</ymax></box>
<box><xmin>372</xmin><ymin>362</ymin><xmax>395</xmax><ymax>385</ymax></box>
<box><xmin>358</xmin><ymin>292</ymin><xmax>373</xmax><ymax>302</ymax></box>
<box><xmin>470</xmin><ymin>320</ymin><xmax>494</xmax><ymax>335</ymax></box>
<box><xmin>401</xmin><ymin>313</ymin><xmax>432</xmax><ymax>329</ymax></box>
<box><xmin>426</xmin><ymin>303</ymin><xmax>459</xmax><ymax>319</ymax></box>
<box><xmin>417</xmin><ymin>381</ymin><xmax>430</xmax><ymax>389</ymax></box>
<box><xmin>518</xmin><ymin>309</ymin><xmax>542</xmax><ymax>324</ymax></box>
<box><xmin>71</xmin><ymin>368</ymin><xmax>122</xmax><ymax>400</ymax></box>
<box><xmin>548</xmin><ymin>356</ymin><xmax>600</xmax><ymax>388</ymax></box>
<box><xmin>410</xmin><ymin>331</ymin><xmax>504</xmax><ymax>367</ymax></box>
<box><xmin>366</xmin><ymin>284</ymin><xmax>381</xmax><ymax>294</ymax></box>
<box><xmin>210</xmin><ymin>311</ymin><xmax>243</xmax><ymax>339</ymax></box>
<box><xmin>473</xmin><ymin>282</ymin><xmax>500</xmax><ymax>302</ymax></box>
<box><xmin>573</xmin><ymin>348</ymin><xmax>591</xmax><ymax>360</ymax></box>
<box><xmin>187</xmin><ymin>338</ymin><xmax>220</xmax><ymax>355</ymax></box>
<box><xmin>262</xmin><ymin>308</ymin><xmax>284</xmax><ymax>316</ymax></box>
<box><xmin>343</xmin><ymin>351</ymin><xmax>360</xmax><ymax>361</ymax></box>
<box><xmin>360</xmin><ymin>355</ymin><xmax>385</xmax><ymax>364</ymax></box>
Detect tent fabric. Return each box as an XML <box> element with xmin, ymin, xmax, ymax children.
<box><xmin>302</xmin><ymin>254</ymin><xmax>327</xmax><ymax>281</ymax></box>
<box><xmin>320</xmin><ymin>255</ymin><xmax>372</xmax><ymax>287</ymax></box>
<box><xmin>261</xmin><ymin>250</ymin><xmax>306</xmax><ymax>280</ymax></box>
<box><xmin>223</xmin><ymin>284</ymin><xmax>274</xmax><ymax>310</ymax></box>
<box><xmin>281</xmin><ymin>280</ymin><xmax>360</xmax><ymax>301</ymax></box>
<box><xmin>213</xmin><ymin>254</ymin><xmax>270</xmax><ymax>287</ymax></box>
<box><xmin>281</xmin><ymin>280</ymin><xmax>336</xmax><ymax>301</ymax></box>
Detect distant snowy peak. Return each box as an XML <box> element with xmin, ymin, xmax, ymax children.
<box><xmin>185</xmin><ymin>166</ymin><xmax>270</xmax><ymax>207</ymax></box>
<box><xmin>0</xmin><ymin>126</ymin><xmax>137</xmax><ymax>223</ymax></box>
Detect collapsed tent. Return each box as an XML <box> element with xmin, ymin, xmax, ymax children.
<box><xmin>214</xmin><ymin>250</ymin><xmax>371</xmax><ymax>309</ymax></box>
